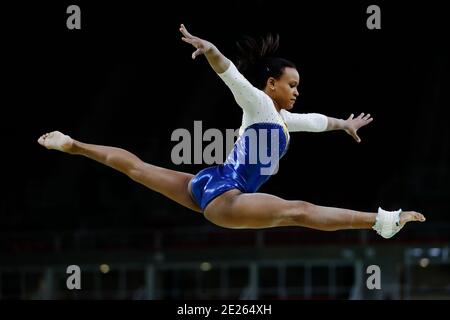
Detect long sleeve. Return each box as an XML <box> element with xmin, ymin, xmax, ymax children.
<box><xmin>217</xmin><ymin>62</ymin><xmax>268</xmax><ymax>115</ymax></box>
<box><xmin>280</xmin><ymin>109</ymin><xmax>328</xmax><ymax>132</ymax></box>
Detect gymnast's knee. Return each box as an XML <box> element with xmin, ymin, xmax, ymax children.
<box><xmin>285</xmin><ymin>200</ymin><xmax>316</xmax><ymax>224</ymax></box>
<box><xmin>125</xmin><ymin>160</ymin><xmax>147</xmax><ymax>181</ymax></box>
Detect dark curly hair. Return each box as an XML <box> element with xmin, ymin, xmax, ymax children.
<box><xmin>235</xmin><ymin>33</ymin><xmax>296</xmax><ymax>90</ymax></box>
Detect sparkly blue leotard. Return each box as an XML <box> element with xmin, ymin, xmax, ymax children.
<box><xmin>189</xmin><ymin>62</ymin><xmax>328</xmax><ymax>211</ymax></box>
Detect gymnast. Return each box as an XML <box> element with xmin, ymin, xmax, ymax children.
<box><xmin>37</xmin><ymin>24</ymin><xmax>425</xmax><ymax>238</ymax></box>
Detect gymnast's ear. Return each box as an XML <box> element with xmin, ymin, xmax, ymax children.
<box><xmin>266</xmin><ymin>77</ymin><xmax>276</xmax><ymax>90</ymax></box>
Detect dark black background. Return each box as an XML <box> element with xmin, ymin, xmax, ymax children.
<box><xmin>2</xmin><ymin>1</ymin><xmax>449</xmax><ymax>233</ymax></box>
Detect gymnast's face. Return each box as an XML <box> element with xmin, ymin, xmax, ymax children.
<box><xmin>266</xmin><ymin>67</ymin><xmax>300</xmax><ymax>111</ymax></box>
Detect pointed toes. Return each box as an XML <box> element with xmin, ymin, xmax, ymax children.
<box><xmin>37</xmin><ymin>135</ymin><xmax>46</xmax><ymax>146</ymax></box>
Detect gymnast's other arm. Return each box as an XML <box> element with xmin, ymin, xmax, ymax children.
<box><xmin>282</xmin><ymin>110</ymin><xmax>373</xmax><ymax>143</ymax></box>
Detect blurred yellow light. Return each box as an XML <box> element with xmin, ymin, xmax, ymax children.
<box><xmin>100</xmin><ymin>264</ymin><xmax>110</xmax><ymax>273</ymax></box>
<box><xmin>200</xmin><ymin>262</ymin><xmax>212</xmax><ymax>271</ymax></box>
<box><xmin>419</xmin><ymin>258</ymin><xmax>430</xmax><ymax>268</ymax></box>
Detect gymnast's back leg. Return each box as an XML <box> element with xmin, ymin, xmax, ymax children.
<box><xmin>37</xmin><ymin>131</ymin><xmax>201</xmax><ymax>213</ymax></box>
<box><xmin>204</xmin><ymin>190</ymin><xmax>425</xmax><ymax>233</ymax></box>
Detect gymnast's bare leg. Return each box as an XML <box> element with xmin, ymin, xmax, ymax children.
<box><xmin>203</xmin><ymin>190</ymin><xmax>425</xmax><ymax>231</ymax></box>
<box><xmin>37</xmin><ymin>131</ymin><xmax>201</xmax><ymax>213</ymax></box>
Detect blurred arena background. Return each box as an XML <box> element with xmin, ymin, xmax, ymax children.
<box><xmin>1</xmin><ymin>1</ymin><xmax>449</xmax><ymax>300</ymax></box>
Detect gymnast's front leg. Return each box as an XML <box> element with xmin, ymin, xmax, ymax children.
<box><xmin>37</xmin><ymin>131</ymin><xmax>201</xmax><ymax>212</ymax></box>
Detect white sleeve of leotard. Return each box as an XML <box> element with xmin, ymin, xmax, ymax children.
<box><xmin>280</xmin><ymin>109</ymin><xmax>328</xmax><ymax>132</ymax></box>
<box><xmin>217</xmin><ymin>62</ymin><xmax>267</xmax><ymax>115</ymax></box>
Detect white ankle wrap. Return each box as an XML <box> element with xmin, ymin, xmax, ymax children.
<box><xmin>372</xmin><ymin>207</ymin><xmax>403</xmax><ymax>239</ymax></box>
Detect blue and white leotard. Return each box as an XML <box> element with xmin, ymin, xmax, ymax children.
<box><xmin>189</xmin><ymin>62</ymin><xmax>328</xmax><ymax>211</ymax></box>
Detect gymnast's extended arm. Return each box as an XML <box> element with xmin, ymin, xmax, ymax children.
<box><xmin>179</xmin><ymin>24</ymin><xmax>267</xmax><ymax>115</ymax></box>
<box><xmin>281</xmin><ymin>110</ymin><xmax>373</xmax><ymax>143</ymax></box>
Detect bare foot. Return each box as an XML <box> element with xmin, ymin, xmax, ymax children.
<box><xmin>400</xmin><ymin>211</ymin><xmax>426</xmax><ymax>227</ymax></box>
<box><xmin>37</xmin><ymin>131</ymin><xmax>73</xmax><ymax>153</ymax></box>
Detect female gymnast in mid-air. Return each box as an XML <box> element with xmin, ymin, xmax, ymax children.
<box><xmin>38</xmin><ymin>24</ymin><xmax>425</xmax><ymax>238</ymax></box>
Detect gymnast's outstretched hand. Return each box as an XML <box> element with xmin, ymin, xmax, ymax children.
<box><xmin>344</xmin><ymin>113</ymin><xmax>373</xmax><ymax>143</ymax></box>
<box><xmin>179</xmin><ymin>24</ymin><xmax>215</xmax><ymax>60</ymax></box>
<box><xmin>179</xmin><ymin>24</ymin><xmax>230</xmax><ymax>73</ymax></box>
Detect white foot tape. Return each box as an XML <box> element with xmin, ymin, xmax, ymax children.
<box><xmin>372</xmin><ymin>207</ymin><xmax>403</xmax><ymax>239</ymax></box>
<box><xmin>38</xmin><ymin>131</ymin><xmax>73</xmax><ymax>151</ymax></box>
